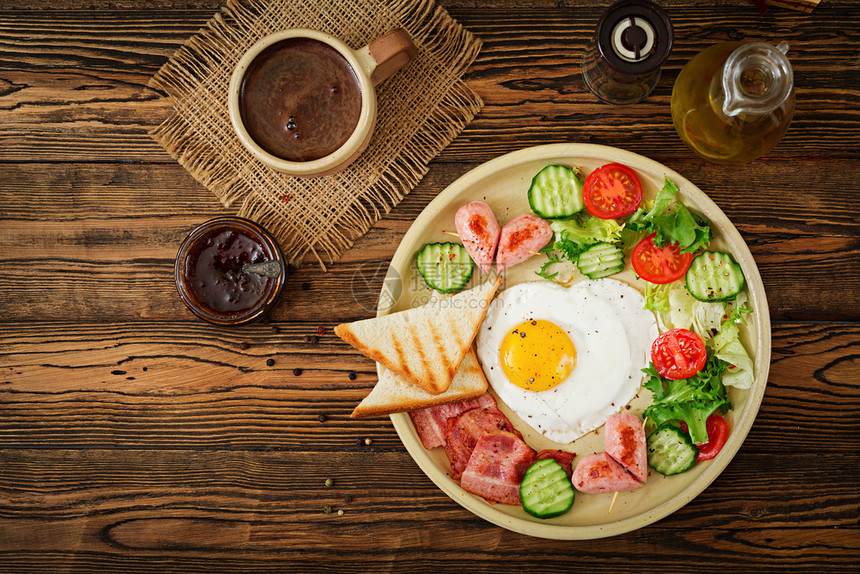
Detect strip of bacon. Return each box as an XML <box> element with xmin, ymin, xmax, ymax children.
<box><xmin>409</xmin><ymin>394</ymin><xmax>496</xmax><ymax>449</ymax></box>
<box><xmin>445</xmin><ymin>406</ymin><xmax>519</xmax><ymax>480</ymax></box>
<box><xmin>460</xmin><ymin>431</ymin><xmax>536</xmax><ymax>505</ymax></box>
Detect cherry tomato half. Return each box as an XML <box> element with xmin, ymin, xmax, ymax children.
<box><xmin>650</xmin><ymin>328</ymin><xmax>707</xmax><ymax>380</ymax></box>
<box><xmin>695</xmin><ymin>413</ymin><xmax>729</xmax><ymax>460</ymax></box>
<box><xmin>632</xmin><ymin>233</ymin><xmax>693</xmax><ymax>284</ymax></box>
<box><xmin>680</xmin><ymin>414</ymin><xmax>729</xmax><ymax>459</ymax></box>
<box><xmin>583</xmin><ymin>163</ymin><xmax>643</xmax><ymax>219</ymax></box>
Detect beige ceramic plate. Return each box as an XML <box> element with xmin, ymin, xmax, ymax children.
<box><xmin>383</xmin><ymin>144</ymin><xmax>770</xmax><ymax>539</ymax></box>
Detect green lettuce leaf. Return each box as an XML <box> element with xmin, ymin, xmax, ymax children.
<box><xmin>716</xmin><ymin>339</ymin><xmax>755</xmax><ymax>390</ymax></box>
<box><xmin>549</xmin><ymin>215</ymin><xmax>623</xmax><ymax>248</ymax></box>
<box><xmin>644</xmin><ymin>282</ymin><xmax>672</xmax><ymax>313</ymax></box>
<box><xmin>627</xmin><ymin>177</ymin><xmax>712</xmax><ymax>253</ymax></box>
<box><xmin>539</xmin><ymin>214</ymin><xmax>624</xmax><ymax>276</ymax></box>
<box><xmin>643</xmin><ymin>352</ymin><xmax>732</xmax><ymax>444</ymax></box>
<box><xmin>711</xmin><ymin>296</ymin><xmax>755</xmax><ymax>389</ymax></box>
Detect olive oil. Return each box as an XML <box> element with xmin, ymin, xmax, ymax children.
<box><xmin>671</xmin><ymin>41</ymin><xmax>795</xmax><ymax>164</ymax></box>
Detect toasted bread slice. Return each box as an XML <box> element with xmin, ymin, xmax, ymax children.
<box><xmin>350</xmin><ymin>348</ymin><xmax>488</xmax><ymax>418</ymax></box>
<box><xmin>334</xmin><ymin>275</ymin><xmax>501</xmax><ymax>395</ymax></box>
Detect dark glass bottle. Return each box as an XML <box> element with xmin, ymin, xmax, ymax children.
<box><xmin>581</xmin><ymin>0</ymin><xmax>673</xmax><ymax>105</ymax></box>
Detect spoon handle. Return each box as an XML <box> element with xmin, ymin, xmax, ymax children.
<box><xmin>243</xmin><ymin>260</ymin><xmax>282</xmax><ymax>278</ymax></box>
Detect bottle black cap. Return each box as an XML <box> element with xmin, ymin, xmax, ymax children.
<box><xmin>596</xmin><ymin>0</ymin><xmax>673</xmax><ymax>77</ymax></box>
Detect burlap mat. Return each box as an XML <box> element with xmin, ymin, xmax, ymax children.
<box><xmin>149</xmin><ymin>0</ymin><xmax>483</xmax><ymax>268</ymax></box>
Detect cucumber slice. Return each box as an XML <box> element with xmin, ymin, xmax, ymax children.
<box><xmin>576</xmin><ymin>242</ymin><xmax>624</xmax><ymax>279</ymax></box>
<box><xmin>685</xmin><ymin>251</ymin><xmax>746</xmax><ymax>302</ymax></box>
<box><xmin>528</xmin><ymin>165</ymin><xmax>585</xmax><ymax>219</ymax></box>
<box><xmin>416</xmin><ymin>242</ymin><xmax>475</xmax><ymax>293</ymax></box>
<box><xmin>646</xmin><ymin>424</ymin><xmax>699</xmax><ymax>476</ymax></box>
<box><xmin>520</xmin><ymin>458</ymin><xmax>575</xmax><ymax>519</ymax></box>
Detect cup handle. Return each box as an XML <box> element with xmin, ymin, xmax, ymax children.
<box><xmin>356</xmin><ymin>28</ymin><xmax>418</xmax><ymax>86</ymax></box>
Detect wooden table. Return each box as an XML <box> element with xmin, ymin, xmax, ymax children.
<box><xmin>1</xmin><ymin>0</ymin><xmax>858</xmax><ymax>571</ymax></box>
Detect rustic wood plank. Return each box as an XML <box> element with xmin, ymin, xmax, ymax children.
<box><xmin>0</xmin><ymin>447</ymin><xmax>857</xmax><ymax>572</ymax></box>
<box><xmin>3</xmin><ymin>0</ymin><xmax>828</xmax><ymax>10</ymax></box>
<box><xmin>1</xmin><ymin>158</ymin><xmax>856</xmax><ymax>240</ymax></box>
<box><xmin>2</xmin><ymin>448</ymin><xmax>857</xmax><ymax>527</ymax></box>
<box><xmin>0</xmin><ymin>5</ymin><xmax>857</xmax><ymax>162</ymax></box>
<box><xmin>0</xmin><ymin>322</ymin><xmax>856</xmax><ymax>451</ymax></box>
<box><xmin>0</xmin><ymin>1</ymin><xmax>857</xmax><ymax>571</ymax></box>
<box><xmin>1</xmin><ymin>157</ymin><xmax>857</xmax><ymax>232</ymax></box>
<box><xmin>0</xmin><ymin>213</ymin><xmax>856</xmax><ymax>322</ymax></box>
<box><xmin>0</xmin><ymin>159</ymin><xmax>858</xmax><ymax>323</ymax></box>
<box><xmin>0</xmin><ymin>10</ymin><xmax>204</xmax><ymax>162</ymax></box>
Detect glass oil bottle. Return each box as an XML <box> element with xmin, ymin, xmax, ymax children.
<box><xmin>671</xmin><ymin>41</ymin><xmax>795</xmax><ymax>164</ymax></box>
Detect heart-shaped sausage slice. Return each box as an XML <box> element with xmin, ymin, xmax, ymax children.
<box><xmin>604</xmin><ymin>412</ymin><xmax>648</xmax><ymax>483</ymax></box>
<box><xmin>455</xmin><ymin>201</ymin><xmax>501</xmax><ymax>274</ymax></box>
<box><xmin>571</xmin><ymin>452</ymin><xmax>642</xmax><ymax>494</ymax></box>
<box><xmin>495</xmin><ymin>214</ymin><xmax>552</xmax><ymax>273</ymax></box>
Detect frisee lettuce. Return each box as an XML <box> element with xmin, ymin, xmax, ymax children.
<box><xmin>549</xmin><ymin>214</ymin><xmax>624</xmax><ymax>248</ymax></box>
<box><xmin>535</xmin><ymin>213</ymin><xmax>624</xmax><ymax>279</ymax></box>
<box><xmin>643</xmin><ymin>350</ymin><xmax>732</xmax><ymax>445</ymax></box>
<box><xmin>627</xmin><ymin>177</ymin><xmax>712</xmax><ymax>253</ymax></box>
<box><xmin>644</xmin><ymin>282</ymin><xmax>672</xmax><ymax>313</ymax></box>
<box><xmin>535</xmin><ymin>249</ymin><xmax>560</xmax><ymax>280</ymax></box>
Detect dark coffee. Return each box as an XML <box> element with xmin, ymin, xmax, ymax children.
<box><xmin>239</xmin><ymin>37</ymin><xmax>363</xmax><ymax>162</ymax></box>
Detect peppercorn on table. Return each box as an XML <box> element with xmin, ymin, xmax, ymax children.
<box><xmin>0</xmin><ymin>0</ymin><xmax>857</xmax><ymax>572</ymax></box>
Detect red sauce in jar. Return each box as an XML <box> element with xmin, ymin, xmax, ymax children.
<box><xmin>175</xmin><ymin>218</ymin><xmax>284</xmax><ymax>325</ymax></box>
<box><xmin>184</xmin><ymin>228</ymin><xmax>271</xmax><ymax>314</ymax></box>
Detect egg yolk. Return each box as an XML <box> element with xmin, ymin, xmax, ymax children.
<box><xmin>499</xmin><ymin>319</ymin><xmax>576</xmax><ymax>391</ymax></box>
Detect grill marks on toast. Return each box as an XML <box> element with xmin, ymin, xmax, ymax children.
<box><xmin>446</xmin><ymin>319</ymin><xmax>470</xmax><ymax>383</ymax></box>
<box><xmin>335</xmin><ymin>276</ymin><xmax>502</xmax><ymax>398</ymax></box>
<box><xmin>408</xmin><ymin>329</ymin><xmax>432</xmax><ymax>389</ymax></box>
<box><xmin>390</xmin><ymin>330</ymin><xmax>414</xmax><ymax>381</ymax></box>
<box><xmin>428</xmin><ymin>321</ymin><xmax>452</xmax><ymax>386</ymax></box>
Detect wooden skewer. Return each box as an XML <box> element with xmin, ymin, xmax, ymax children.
<box><xmin>608</xmin><ymin>490</ymin><xmax>619</xmax><ymax>514</ymax></box>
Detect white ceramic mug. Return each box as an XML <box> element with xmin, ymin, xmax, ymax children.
<box><xmin>228</xmin><ymin>28</ymin><xmax>417</xmax><ymax>177</ymax></box>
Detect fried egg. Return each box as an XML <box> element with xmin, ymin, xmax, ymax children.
<box><xmin>476</xmin><ymin>278</ymin><xmax>658</xmax><ymax>443</ymax></box>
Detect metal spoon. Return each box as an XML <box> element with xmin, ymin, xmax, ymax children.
<box><xmin>242</xmin><ymin>260</ymin><xmax>282</xmax><ymax>278</ymax></box>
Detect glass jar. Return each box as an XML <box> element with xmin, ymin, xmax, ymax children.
<box><xmin>175</xmin><ymin>217</ymin><xmax>286</xmax><ymax>326</ymax></box>
<box><xmin>671</xmin><ymin>41</ymin><xmax>795</xmax><ymax>164</ymax></box>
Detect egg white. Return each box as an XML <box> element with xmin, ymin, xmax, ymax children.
<box><xmin>476</xmin><ymin>278</ymin><xmax>658</xmax><ymax>443</ymax></box>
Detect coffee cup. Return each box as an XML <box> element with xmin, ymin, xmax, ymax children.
<box><xmin>228</xmin><ymin>28</ymin><xmax>418</xmax><ymax>177</ymax></box>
